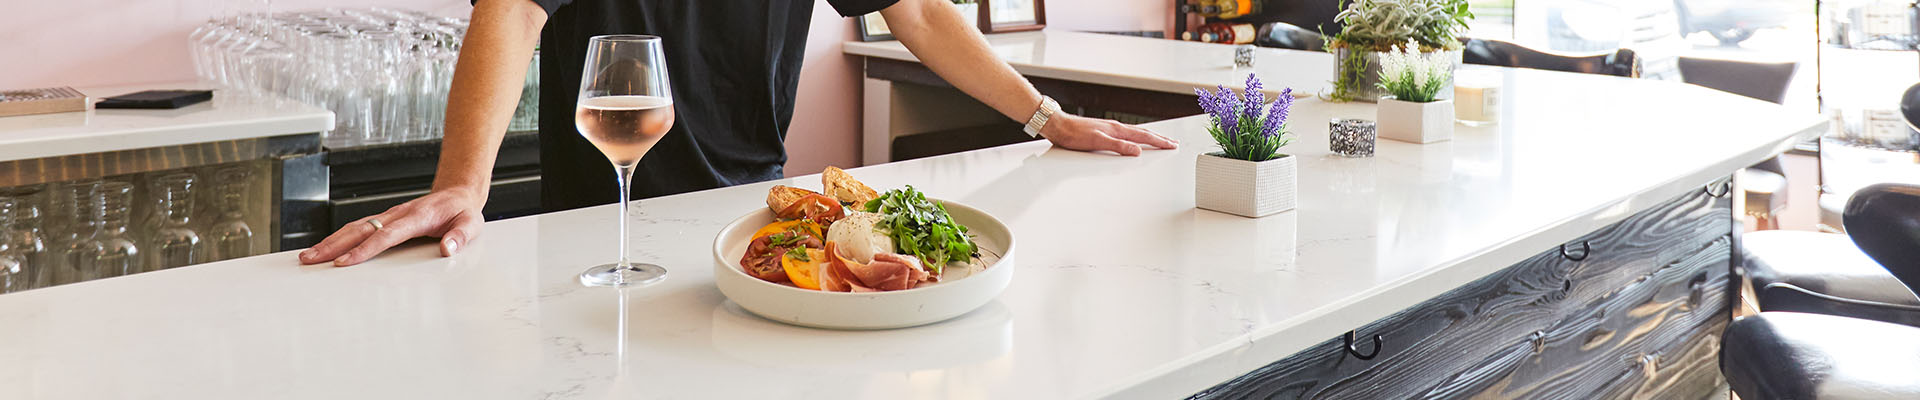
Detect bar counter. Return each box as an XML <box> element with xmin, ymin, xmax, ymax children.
<box><xmin>0</xmin><ymin>67</ymin><xmax>1822</xmax><ymax>399</ymax></box>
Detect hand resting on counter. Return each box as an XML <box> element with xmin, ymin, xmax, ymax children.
<box><xmin>298</xmin><ymin>189</ymin><xmax>485</xmax><ymax>267</ymax></box>
<box><xmin>1039</xmin><ymin>113</ymin><xmax>1178</xmax><ymax>156</ymax></box>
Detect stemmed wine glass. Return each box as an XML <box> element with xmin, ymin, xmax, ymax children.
<box><xmin>575</xmin><ymin>35</ymin><xmax>675</xmax><ymax>287</ymax></box>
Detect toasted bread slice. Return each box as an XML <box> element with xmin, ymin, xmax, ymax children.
<box><xmin>822</xmin><ymin>166</ymin><xmax>878</xmax><ymax>207</ymax></box>
<box><xmin>766</xmin><ymin>185</ymin><xmax>820</xmax><ymax>212</ymax></box>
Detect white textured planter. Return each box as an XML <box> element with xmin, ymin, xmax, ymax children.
<box><xmin>1196</xmin><ymin>153</ymin><xmax>1297</xmax><ymax>218</ymax></box>
<box><xmin>1377</xmin><ymin>97</ymin><xmax>1455</xmax><ymax>144</ymax></box>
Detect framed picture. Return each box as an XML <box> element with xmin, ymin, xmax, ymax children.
<box><xmin>978</xmin><ymin>0</ymin><xmax>1046</xmax><ymax>33</ymax></box>
<box><xmin>857</xmin><ymin>12</ymin><xmax>894</xmax><ymax>42</ymax></box>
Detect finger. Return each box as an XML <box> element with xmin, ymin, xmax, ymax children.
<box><xmin>437</xmin><ymin>211</ymin><xmax>484</xmax><ymax>257</ymax></box>
<box><xmin>1098</xmin><ymin>132</ymin><xmax>1144</xmax><ymax>156</ymax></box>
<box><xmin>334</xmin><ymin>212</ymin><xmax>429</xmax><ymax>267</ymax></box>
<box><xmin>300</xmin><ymin>216</ymin><xmax>379</xmax><ymax>264</ymax></box>
<box><xmin>1114</xmin><ymin>124</ymin><xmax>1180</xmax><ymax>149</ymax></box>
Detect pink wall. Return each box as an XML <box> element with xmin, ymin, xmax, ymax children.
<box><xmin>0</xmin><ymin>0</ymin><xmax>476</xmax><ymax>89</ymax></box>
<box><xmin>784</xmin><ymin>4</ymin><xmax>863</xmax><ymax>176</ymax></box>
<box><xmin>0</xmin><ymin>0</ymin><xmax>1163</xmax><ymax>179</ymax></box>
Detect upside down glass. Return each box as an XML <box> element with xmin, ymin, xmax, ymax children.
<box><xmin>575</xmin><ymin>35</ymin><xmax>675</xmax><ymax>287</ymax></box>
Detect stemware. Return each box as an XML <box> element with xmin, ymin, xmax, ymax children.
<box><xmin>574</xmin><ymin>35</ymin><xmax>676</xmax><ymax>288</ymax></box>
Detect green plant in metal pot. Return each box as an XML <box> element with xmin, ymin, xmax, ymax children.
<box><xmin>1326</xmin><ymin>0</ymin><xmax>1472</xmax><ymax>102</ymax></box>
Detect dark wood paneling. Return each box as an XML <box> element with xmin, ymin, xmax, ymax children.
<box><xmin>864</xmin><ymin>58</ymin><xmax>1202</xmax><ymax>121</ymax></box>
<box><xmin>1192</xmin><ymin>183</ymin><xmax>1734</xmax><ymax>399</ymax></box>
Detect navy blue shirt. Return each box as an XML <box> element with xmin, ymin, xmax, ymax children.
<box><xmin>523</xmin><ymin>0</ymin><xmax>897</xmax><ymax>211</ymax></box>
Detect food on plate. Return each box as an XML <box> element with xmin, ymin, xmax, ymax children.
<box><xmin>739</xmin><ymin>220</ymin><xmax>825</xmax><ymax>283</ymax></box>
<box><xmin>822</xmin><ymin>166</ymin><xmax>878</xmax><ymax>206</ymax></box>
<box><xmin>776</xmin><ymin>193</ymin><xmax>844</xmax><ymax>226</ymax></box>
<box><xmin>825</xmin><ymin>211</ymin><xmax>892</xmax><ymax>263</ymax></box>
<box><xmin>766</xmin><ymin>185</ymin><xmax>819</xmax><ymax>212</ymax></box>
<box><xmin>780</xmin><ymin>247</ymin><xmax>826</xmax><ymax>290</ymax></box>
<box><xmin>740</xmin><ymin>169</ymin><xmax>986</xmax><ymax>292</ymax></box>
<box><xmin>861</xmin><ymin>186</ymin><xmax>978</xmax><ymax>274</ymax></box>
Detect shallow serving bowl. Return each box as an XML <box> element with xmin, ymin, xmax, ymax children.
<box><xmin>711</xmin><ymin>199</ymin><xmax>1015</xmax><ymax>330</ymax></box>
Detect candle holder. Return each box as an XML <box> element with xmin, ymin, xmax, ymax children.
<box><xmin>1330</xmin><ymin>118</ymin><xmax>1376</xmax><ymax>157</ymax></box>
<box><xmin>1234</xmin><ymin>45</ymin><xmax>1255</xmax><ymax>68</ymax></box>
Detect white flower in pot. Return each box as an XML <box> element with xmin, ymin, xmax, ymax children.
<box><xmin>1376</xmin><ymin>40</ymin><xmax>1456</xmax><ymax>144</ymax></box>
<box><xmin>1193</xmin><ymin>74</ymin><xmax>1298</xmax><ymax>218</ymax></box>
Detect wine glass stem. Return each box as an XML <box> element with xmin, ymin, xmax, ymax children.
<box><xmin>614</xmin><ymin>163</ymin><xmax>636</xmax><ymax>271</ymax></box>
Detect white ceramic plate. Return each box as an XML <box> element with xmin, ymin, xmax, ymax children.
<box><xmin>711</xmin><ymin>200</ymin><xmax>1015</xmax><ymax>330</ymax></box>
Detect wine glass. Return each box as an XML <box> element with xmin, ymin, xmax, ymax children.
<box><xmin>574</xmin><ymin>35</ymin><xmax>675</xmax><ymax>288</ymax></box>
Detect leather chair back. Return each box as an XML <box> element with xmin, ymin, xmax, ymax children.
<box><xmin>1903</xmin><ymin>83</ymin><xmax>1920</xmax><ymax>131</ymax></box>
<box><xmin>1255</xmin><ymin>22</ymin><xmax>1325</xmax><ymax>52</ymax></box>
<box><xmin>1460</xmin><ymin>38</ymin><xmax>1637</xmax><ymax>78</ymax></box>
<box><xmin>1845</xmin><ymin>183</ymin><xmax>1920</xmax><ymax>293</ymax></box>
<box><xmin>1677</xmin><ymin>57</ymin><xmax>1798</xmax><ymax>104</ymax></box>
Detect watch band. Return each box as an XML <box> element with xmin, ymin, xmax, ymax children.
<box><xmin>1023</xmin><ymin>96</ymin><xmax>1060</xmax><ymax>138</ymax></box>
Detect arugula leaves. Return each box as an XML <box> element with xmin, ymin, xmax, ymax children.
<box><xmin>862</xmin><ymin>186</ymin><xmax>978</xmax><ymax>274</ymax></box>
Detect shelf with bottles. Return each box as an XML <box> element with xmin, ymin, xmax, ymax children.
<box><xmin>1819</xmin><ymin>0</ymin><xmax>1919</xmax><ymax>51</ymax></box>
<box><xmin>0</xmin><ymin>161</ymin><xmax>275</xmax><ymax>294</ymax></box>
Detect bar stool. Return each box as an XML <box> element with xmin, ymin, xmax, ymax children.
<box><xmin>1723</xmin><ymin>183</ymin><xmax>1920</xmax><ymax>400</ymax></box>
<box><xmin>1459</xmin><ymin>38</ymin><xmax>1638</xmax><ymax>78</ymax></box>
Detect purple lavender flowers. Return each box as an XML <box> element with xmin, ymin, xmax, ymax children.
<box><xmin>1194</xmin><ymin>74</ymin><xmax>1295</xmax><ymax>161</ymax></box>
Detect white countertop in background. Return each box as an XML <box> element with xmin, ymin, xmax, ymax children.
<box><xmin>845</xmin><ymin>31</ymin><xmax>1334</xmax><ymax>97</ymax></box>
<box><xmin>0</xmin><ymin>83</ymin><xmax>332</xmax><ymax>162</ymax></box>
<box><xmin>0</xmin><ymin>68</ymin><xmax>1821</xmax><ymax>399</ymax></box>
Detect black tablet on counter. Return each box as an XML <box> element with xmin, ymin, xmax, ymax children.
<box><xmin>96</xmin><ymin>90</ymin><xmax>213</xmax><ymax>109</ymax></box>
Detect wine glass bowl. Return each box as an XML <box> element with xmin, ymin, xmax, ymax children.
<box><xmin>575</xmin><ymin>35</ymin><xmax>675</xmax><ymax>288</ymax></box>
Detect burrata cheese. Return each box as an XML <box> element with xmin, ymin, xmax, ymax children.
<box><xmin>826</xmin><ymin>211</ymin><xmax>893</xmax><ymax>263</ymax></box>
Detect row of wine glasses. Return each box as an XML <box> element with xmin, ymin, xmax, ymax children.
<box><xmin>188</xmin><ymin>8</ymin><xmax>532</xmax><ymax>149</ymax></box>
<box><xmin>0</xmin><ymin>166</ymin><xmax>258</xmax><ymax>294</ymax></box>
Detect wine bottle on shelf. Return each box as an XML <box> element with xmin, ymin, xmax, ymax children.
<box><xmin>1184</xmin><ymin>0</ymin><xmax>1262</xmax><ymax>19</ymax></box>
<box><xmin>1185</xmin><ymin>22</ymin><xmax>1258</xmax><ymax>44</ymax></box>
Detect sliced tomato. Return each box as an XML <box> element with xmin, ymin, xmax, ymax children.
<box><xmin>781</xmin><ymin>248</ymin><xmax>826</xmax><ymax>290</ymax></box>
<box><xmin>776</xmin><ymin>194</ymin><xmax>845</xmax><ymax>226</ymax></box>
<box><xmin>752</xmin><ymin>220</ymin><xmax>805</xmax><ymax>240</ymax></box>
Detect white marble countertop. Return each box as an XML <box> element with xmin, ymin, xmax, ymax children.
<box><xmin>845</xmin><ymin>30</ymin><xmax>1333</xmax><ymax>97</ymax></box>
<box><xmin>0</xmin><ymin>82</ymin><xmax>333</xmax><ymax>163</ymax></box>
<box><xmin>0</xmin><ymin>67</ymin><xmax>1823</xmax><ymax>399</ymax></box>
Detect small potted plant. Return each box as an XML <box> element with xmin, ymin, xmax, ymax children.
<box><xmin>1326</xmin><ymin>0</ymin><xmax>1472</xmax><ymax>102</ymax></box>
<box><xmin>1193</xmin><ymin>74</ymin><xmax>1298</xmax><ymax>218</ymax></box>
<box><xmin>1376</xmin><ymin>41</ymin><xmax>1455</xmax><ymax>143</ymax></box>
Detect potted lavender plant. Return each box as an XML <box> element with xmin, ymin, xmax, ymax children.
<box><xmin>1194</xmin><ymin>74</ymin><xmax>1298</xmax><ymax>218</ymax></box>
<box><xmin>1376</xmin><ymin>41</ymin><xmax>1455</xmax><ymax>144</ymax></box>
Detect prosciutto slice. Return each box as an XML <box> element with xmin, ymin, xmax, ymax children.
<box><xmin>823</xmin><ymin>242</ymin><xmax>931</xmax><ymax>292</ymax></box>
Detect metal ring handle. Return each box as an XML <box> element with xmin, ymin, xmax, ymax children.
<box><xmin>1561</xmin><ymin>241</ymin><xmax>1591</xmax><ymax>261</ymax></box>
<box><xmin>1705</xmin><ymin>180</ymin><xmax>1732</xmax><ymax>198</ymax></box>
<box><xmin>1344</xmin><ymin>331</ymin><xmax>1382</xmax><ymax>361</ymax></box>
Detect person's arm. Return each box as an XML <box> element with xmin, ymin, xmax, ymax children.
<box><xmin>298</xmin><ymin>0</ymin><xmax>548</xmax><ymax>266</ymax></box>
<box><xmin>878</xmin><ymin>0</ymin><xmax>1177</xmax><ymax>155</ymax></box>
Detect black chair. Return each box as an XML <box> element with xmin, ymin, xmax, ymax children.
<box><xmin>1723</xmin><ymin>183</ymin><xmax>1920</xmax><ymax>400</ymax></box>
<box><xmin>1677</xmin><ymin>56</ymin><xmax>1799</xmax><ymax>104</ymax></box>
<box><xmin>1254</xmin><ymin>22</ymin><xmax>1324</xmax><ymax>52</ymax></box>
<box><xmin>1460</xmin><ymin>38</ymin><xmax>1637</xmax><ymax>78</ymax></box>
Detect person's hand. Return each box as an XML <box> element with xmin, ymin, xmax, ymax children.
<box><xmin>298</xmin><ymin>188</ymin><xmax>487</xmax><ymax>267</ymax></box>
<box><xmin>1038</xmin><ymin>114</ymin><xmax>1179</xmax><ymax>156</ymax></box>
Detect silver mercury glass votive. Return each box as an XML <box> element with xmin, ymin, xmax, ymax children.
<box><xmin>1234</xmin><ymin>45</ymin><xmax>1255</xmax><ymax>68</ymax></box>
<box><xmin>1330</xmin><ymin>118</ymin><xmax>1377</xmax><ymax>157</ymax></box>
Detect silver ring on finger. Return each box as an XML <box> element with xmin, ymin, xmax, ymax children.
<box><xmin>368</xmin><ymin>218</ymin><xmax>385</xmax><ymax>231</ymax></box>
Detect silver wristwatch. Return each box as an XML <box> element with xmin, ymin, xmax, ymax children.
<box><xmin>1023</xmin><ymin>96</ymin><xmax>1061</xmax><ymax>138</ymax></box>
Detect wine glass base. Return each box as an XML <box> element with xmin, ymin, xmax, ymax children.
<box><xmin>579</xmin><ymin>263</ymin><xmax>668</xmax><ymax>288</ymax></box>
